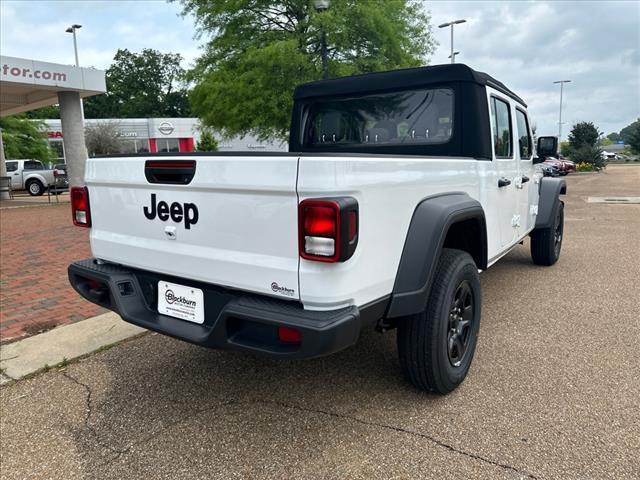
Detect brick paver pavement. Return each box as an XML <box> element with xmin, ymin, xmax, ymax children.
<box><xmin>0</xmin><ymin>204</ymin><xmax>105</xmax><ymax>343</ymax></box>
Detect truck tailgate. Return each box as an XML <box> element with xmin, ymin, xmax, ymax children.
<box><xmin>86</xmin><ymin>155</ymin><xmax>300</xmax><ymax>300</ymax></box>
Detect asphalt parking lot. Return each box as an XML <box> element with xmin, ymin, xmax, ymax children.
<box><xmin>1</xmin><ymin>165</ymin><xmax>639</xmax><ymax>480</ymax></box>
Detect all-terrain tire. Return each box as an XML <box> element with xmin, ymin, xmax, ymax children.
<box><xmin>531</xmin><ymin>201</ymin><xmax>564</xmax><ymax>266</ymax></box>
<box><xmin>397</xmin><ymin>248</ymin><xmax>481</xmax><ymax>394</ymax></box>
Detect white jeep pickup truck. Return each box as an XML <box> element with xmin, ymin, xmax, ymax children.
<box><xmin>68</xmin><ymin>64</ymin><xmax>566</xmax><ymax>394</ymax></box>
<box><xmin>5</xmin><ymin>159</ymin><xmax>56</xmax><ymax>196</ymax></box>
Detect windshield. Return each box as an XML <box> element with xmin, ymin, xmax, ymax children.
<box><xmin>302</xmin><ymin>88</ymin><xmax>454</xmax><ymax>147</ymax></box>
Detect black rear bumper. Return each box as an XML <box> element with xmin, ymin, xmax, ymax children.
<box><xmin>68</xmin><ymin>259</ymin><xmax>362</xmax><ymax>359</ymax></box>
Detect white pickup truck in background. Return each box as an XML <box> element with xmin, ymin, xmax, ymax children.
<box><xmin>5</xmin><ymin>159</ymin><xmax>56</xmax><ymax>196</ymax></box>
<box><xmin>68</xmin><ymin>64</ymin><xmax>566</xmax><ymax>394</ymax></box>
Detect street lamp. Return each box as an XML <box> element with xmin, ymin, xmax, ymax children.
<box><xmin>553</xmin><ymin>80</ymin><xmax>571</xmax><ymax>141</ymax></box>
<box><xmin>438</xmin><ymin>19</ymin><xmax>466</xmax><ymax>64</ymax></box>
<box><xmin>448</xmin><ymin>51</ymin><xmax>460</xmax><ymax>62</ymax></box>
<box><xmin>65</xmin><ymin>24</ymin><xmax>82</xmax><ymax>67</ymax></box>
<box><xmin>65</xmin><ymin>24</ymin><xmax>85</xmax><ymax>123</ymax></box>
<box><xmin>314</xmin><ymin>0</ymin><xmax>330</xmax><ymax>80</ymax></box>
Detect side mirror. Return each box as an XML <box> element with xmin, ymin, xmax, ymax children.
<box><xmin>535</xmin><ymin>136</ymin><xmax>558</xmax><ymax>163</ymax></box>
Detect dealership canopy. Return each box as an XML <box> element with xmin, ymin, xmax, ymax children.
<box><xmin>0</xmin><ymin>55</ymin><xmax>106</xmax><ymax>116</ymax></box>
<box><xmin>0</xmin><ymin>55</ymin><xmax>107</xmax><ymax>189</ymax></box>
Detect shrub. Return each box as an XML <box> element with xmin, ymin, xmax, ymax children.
<box><xmin>196</xmin><ymin>129</ymin><xmax>218</xmax><ymax>152</ymax></box>
<box><xmin>576</xmin><ymin>162</ymin><xmax>595</xmax><ymax>172</ymax></box>
<box><xmin>571</xmin><ymin>144</ymin><xmax>606</xmax><ymax>170</ymax></box>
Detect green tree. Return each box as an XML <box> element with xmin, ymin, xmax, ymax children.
<box><xmin>566</xmin><ymin>121</ymin><xmax>604</xmax><ymax>169</ymax></box>
<box><xmin>0</xmin><ymin>115</ymin><xmax>54</xmax><ymax>162</ymax></box>
<box><xmin>25</xmin><ymin>105</ymin><xmax>60</xmax><ymax>119</ymax></box>
<box><xmin>568</xmin><ymin>121</ymin><xmax>601</xmax><ymax>149</ymax></box>
<box><xmin>83</xmin><ymin>48</ymin><xmax>191</xmax><ymax>119</ymax></box>
<box><xmin>619</xmin><ymin>119</ymin><xmax>639</xmax><ymax>145</ymax></box>
<box><xmin>606</xmin><ymin>132</ymin><xmax>621</xmax><ymax>142</ymax></box>
<box><xmin>599</xmin><ymin>137</ymin><xmax>613</xmax><ymax>146</ymax></box>
<box><xmin>622</xmin><ymin>119</ymin><xmax>640</xmax><ymax>154</ymax></box>
<box><xmin>177</xmin><ymin>0</ymin><xmax>436</xmax><ymax>141</ymax></box>
<box><xmin>196</xmin><ymin>129</ymin><xmax>218</xmax><ymax>151</ymax></box>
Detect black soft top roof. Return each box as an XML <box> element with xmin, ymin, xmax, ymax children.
<box><xmin>293</xmin><ymin>63</ymin><xmax>526</xmax><ymax>107</ymax></box>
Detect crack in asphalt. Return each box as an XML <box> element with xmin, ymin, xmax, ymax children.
<box><xmin>259</xmin><ymin>400</ymin><xmax>539</xmax><ymax>480</ymax></box>
<box><xmin>61</xmin><ymin>371</ymin><xmax>131</xmax><ymax>458</ymax></box>
<box><xmin>57</xmin><ymin>372</ymin><xmax>537</xmax><ymax>478</ymax></box>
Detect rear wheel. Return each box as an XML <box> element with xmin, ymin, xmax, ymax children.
<box><xmin>531</xmin><ymin>201</ymin><xmax>564</xmax><ymax>266</ymax></box>
<box><xmin>26</xmin><ymin>180</ymin><xmax>44</xmax><ymax>196</ymax></box>
<box><xmin>397</xmin><ymin>248</ymin><xmax>481</xmax><ymax>394</ymax></box>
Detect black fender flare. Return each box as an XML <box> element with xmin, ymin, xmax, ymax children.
<box><xmin>386</xmin><ymin>192</ymin><xmax>487</xmax><ymax>319</ymax></box>
<box><xmin>535</xmin><ymin>177</ymin><xmax>566</xmax><ymax>229</ymax></box>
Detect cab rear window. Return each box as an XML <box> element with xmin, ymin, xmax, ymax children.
<box><xmin>302</xmin><ymin>88</ymin><xmax>454</xmax><ymax>147</ymax></box>
<box><xmin>24</xmin><ymin>161</ymin><xmax>44</xmax><ymax>170</ymax></box>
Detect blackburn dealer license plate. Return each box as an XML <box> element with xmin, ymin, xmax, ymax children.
<box><xmin>158</xmin><ymin>281</ymin><xmax>204</xmax><ymax>324</ymax></box>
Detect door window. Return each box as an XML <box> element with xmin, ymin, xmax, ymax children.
<box><xmin>515</xmin><ymin>109</ymin><xmax>532</xmax><ymax>160</ymax></box>
<box><xmin>490</xmin><ymin>97</ymin><xmax>513</xmax><ymax>158</ymax></box>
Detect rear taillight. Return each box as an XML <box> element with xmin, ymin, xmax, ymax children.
<box><xmin>53</xmin><ymin>169</ymin><xmax>59</xmax><ymax>177</ymax></box>
<box><xmin>71</xmin><ymin>186</ymin><xmax>91</xmax><ymax>227</ymax></box>
<box><xmin>299</xmin><ymin>197</ymin><xmax>358</xmax><ymax>262</ymax></box>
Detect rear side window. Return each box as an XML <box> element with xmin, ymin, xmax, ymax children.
<box><xmin>490</xmin><ymin>97</ymin><xmax>512</xmax><ymax>158</ymax></box>
<box><xmin>24</xmin><ymin>161</ymin><xmax>43</xmax><ymax>170</ymax></box>
<box><xmin>302</xmin><ymin>88</ymin><xmax>454</xmax><ymax>147</ymax></box>
<box><xmin>515</xmin><ymin>109</ymin><xmax>532</xmax><ymax>159</ymax></box>
<box><xmin>6</xmin><ymin>162</ymin><xmax>18</xmax><ymax>172</ymax></box>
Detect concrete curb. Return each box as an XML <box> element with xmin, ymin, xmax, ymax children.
<box><xmin>0</xmin><ymin>312</ymin><xmax>145</xmax><ymax>384</ymax></box>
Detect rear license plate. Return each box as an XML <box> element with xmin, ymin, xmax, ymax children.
<box><xmin>158</xmin><ymin>281</ymin><xmax>204</xmax><ymax>324</ymax></box>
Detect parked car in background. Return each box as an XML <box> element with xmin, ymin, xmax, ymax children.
<box><xmin>53</xmin><ymin>163</ymin><xmax>69</xmax><ymax>191</ymax></box>
<box><xmin>540</xmin><ymin>163</ymin><xmax>560</xmax><ymax>177</ymax></box>
<box><xmin>544</xmin><ymin>157</ymin><xmax>575</xmax><ymax>175</ymax></box>
<box><xmin>4</xmin><ymin>160</ymin><xmax>56</xmax><ymax>196</ymax></box>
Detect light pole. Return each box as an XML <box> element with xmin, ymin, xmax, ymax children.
<box><xmin>314</xmin><ymin>0</ymin><xmax>330</xmax><ymax>79</ymax></box>
<box><xmin>65</xmin><ymin>24</ymin><xmax>82</xmax><ymax>67</ymax></box>
<box><xmin>553</xmin><ymin>80</ymin><xmax>571</xmax><ymax>141</ymax></box>
<box><xmin>448</xmin><ymin>51</ymin><xmax>460</xmax><ymax>62</ymax></box>
<box><xmin>438</xmin><ymin>19</ymin><xmax>466</xmax><ymax>64</ymax></box>
<box><xmin>65</xmin><ymin>24</ymin><xmax>85</xmax><ymax>123</ymax></box>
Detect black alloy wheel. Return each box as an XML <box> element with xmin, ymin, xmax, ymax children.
<box><xmin>447</xmin><ymin>281</ymin><xmax>475</xmax><ymax>368</ymax></box>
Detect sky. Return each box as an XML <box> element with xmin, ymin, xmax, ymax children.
<box><xmin>1</xmin><ymin>0</ymin><xmax>638</xmax><ymax>138</ymax></box>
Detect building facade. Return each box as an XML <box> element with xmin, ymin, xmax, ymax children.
<box><xmin>44</xmin><ymin>118</ymin><xmax>287</xmax><ymax>162</ymax></box>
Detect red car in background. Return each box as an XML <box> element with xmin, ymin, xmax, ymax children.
<box><xmin>544</xmin><ymin>157</ymin><xmax>576</xmax><ymax>175</ymax></box>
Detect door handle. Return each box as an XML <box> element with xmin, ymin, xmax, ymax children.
<box><xmin>521</xmin><ymin>176</ymin><xmax>530</xmax><ymax>183</ymax></box>
<box><xmin>498</xmin><ymin>178</ymin><xmax>511</xmax><ymax>188</ymax></box>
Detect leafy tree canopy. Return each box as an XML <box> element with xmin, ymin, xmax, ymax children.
<box><xmin>568</xmin><ymin>121</ymin><xmax>601</xmax><ymax>150</ymax></box>
<box><xmin>25</xmin><ymin>105</ymin><xmax>60</xmax><ymax>119</ymax></box>
<box><xmin>176</xmin><ymin>0</ymin><xmax>436</xmax><ymax>140</ymax></box>
<box><xmin>606</xmin><ymin>132</ymin><xmax>621</xmax><ymax>142</ymax></box>
<box><xmin>0</xmin><ymin>115</ymin><xmax>54</xmax><ymax>162</ymax></box>
<box><xmin>83</xmin><ymin>48</ymin><xmax>191</xmax><ymax>119</ymax></box>
<box><xmin>620</xmin><ymin>119</ymin><xmax>640</xmax><ymax>153</ymax></box>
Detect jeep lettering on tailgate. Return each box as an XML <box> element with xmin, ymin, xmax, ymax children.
<box><xmin>143</xmin><ymin>193</ymin><xmax>199</xmax><ymax>229</ymax></box>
